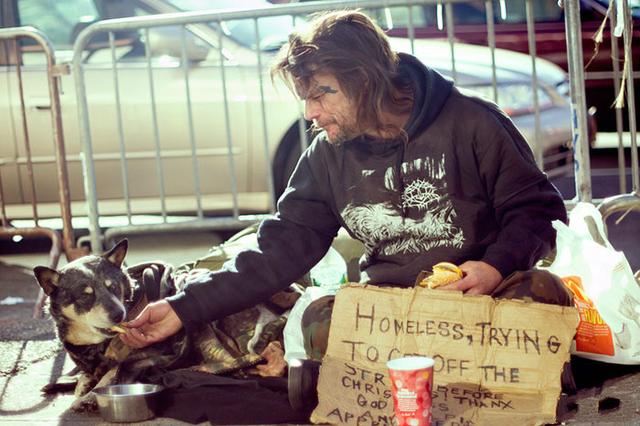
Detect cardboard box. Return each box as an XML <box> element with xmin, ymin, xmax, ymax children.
<box><xmin>311</xmin><ymin>285</ymin><xmax>579</xmax><ymax>425</ymax></box>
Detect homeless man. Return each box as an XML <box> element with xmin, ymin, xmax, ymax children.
<box><xmin>120</xmin><ymin>10</ymin><xmax>572</xmax><ymax>378</ymax></box>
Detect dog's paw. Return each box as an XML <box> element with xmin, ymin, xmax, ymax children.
<box><xmin>70</xmin><ymin>393</ymin><xmax>98</xmax><ymax>412</ymax></box>
<box><xmin>41</xmin><ymin>381</ymin><xmax>77</xmax><ymax>394</ymax></box>
<box><xmin>42</xmin><ymin>372</ymin><xmax>80</xmax><ymax>394</ymax></box>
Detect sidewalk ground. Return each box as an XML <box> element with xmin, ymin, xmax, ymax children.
<box><xmin>1</xmin><ymin>233</ymin><xmax>217</xmax><ymax>425</ymax></box>
<box><xmin>1</xmin><ymin>232</ymin><xmax>639</xmax><ymax>425</ymax></box>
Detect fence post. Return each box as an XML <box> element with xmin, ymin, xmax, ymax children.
<box><xmin>563</xmin><ymin>0</ymin><xmax>593</xmax><ymax>202</ymax></box>
<box><xmin>0</xmin><ymin>26</ymin><xmax>84</xmax><ymax>317</ymax></box>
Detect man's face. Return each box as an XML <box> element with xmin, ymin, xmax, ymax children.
<box><xmin>301</xmin><ymin>73</ymin><xmax>361</xmax><ymax>144</ymax></box>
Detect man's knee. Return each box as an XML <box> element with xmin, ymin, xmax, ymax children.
<box><xmin>301</xmin><ymin>295</ymin><xmax>335</xmax><ymax>361</ymax></box>
<box><xmin>491</xmin><ymin>269</ymin><xmax>573</xmax><ymax>307</ymax></box>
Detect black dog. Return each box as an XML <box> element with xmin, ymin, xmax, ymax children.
<box><xmin>36</xmin><ymin>238</ymin><xmax>300</xmax><ymax>412</ymax></box>
<box><xmin>35</xmin><ymin>239</ymin><xmax>191</xmax><ymax>410</ymax></box>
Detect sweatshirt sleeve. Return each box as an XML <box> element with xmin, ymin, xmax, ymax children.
<box><xmin>475</xmin><ymin>108</ymin><xmax>567</xmax><ymax>278</ymax></box>
<box><xmin>166</xmin><ymin>140</ymin><xmax>341</xmax><ymax>329</ymax></box>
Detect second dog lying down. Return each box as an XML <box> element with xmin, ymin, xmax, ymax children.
<box><xmin>35</xmin><ymin>239</ymin><xmax>296</xmax><ymax>411</ymax></box>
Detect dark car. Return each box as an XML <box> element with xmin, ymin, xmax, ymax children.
<box><xmin>366</xmin><ymin>0</ymin><xmax>639</xmax><ymax>133</ymax></box>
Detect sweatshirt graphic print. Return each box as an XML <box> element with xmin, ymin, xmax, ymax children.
<box><xmin>341</xmin><ymin>154</ymin><xmax>465</xmax><ymax>257</ymax></box>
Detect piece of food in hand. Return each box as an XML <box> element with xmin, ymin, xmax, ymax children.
<box><xmin>419</xmin><ymin>262</ymin><xmax>464</xmax><ymax>289</ymax></box>
<box><xmin>109</xmin><ymin>324</ymin><xmax>127</xmax><ymax>334</ymax></box>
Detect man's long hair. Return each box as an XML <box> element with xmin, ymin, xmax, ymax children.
<box><xmin>272</xmin><ymin>10</ymin><xmax>413</xmax><ymax>141</ymax></box>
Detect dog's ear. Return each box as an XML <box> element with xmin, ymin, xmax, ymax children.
<box><xmin>104</xmin><ymin>239</ymin><xmax>128</xmax><ymax>268</ymax></box>
<box><xmin>34</xmin><ymin>266</ymin><xmax>61</xmax><ymax>296</ymax></box>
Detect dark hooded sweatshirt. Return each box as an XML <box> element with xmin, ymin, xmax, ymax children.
<box><xmin>167</xmin><ymin>53</ymin><xmax>567</xmax><ymax>328</ymax></box>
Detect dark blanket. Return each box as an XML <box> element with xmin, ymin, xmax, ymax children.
<box><xmin>151</xmin><ymin>369</ymin><xmax>311</xmax><ymax>424</ymax></box>
<box><xmin>124</xmin><ymin>261</ymin><xmax>308</xmax><ymax>424</ymax></box>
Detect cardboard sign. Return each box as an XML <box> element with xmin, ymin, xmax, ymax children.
<box><xmin>310</xmin><ymin>285</ymin><xmax>579</xmax><ymax>426</ymax></box>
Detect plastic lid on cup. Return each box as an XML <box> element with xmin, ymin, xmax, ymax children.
<box><xmin>387</xmin><ymin>356</ymin><xmax>435</xmax><ymax>370</ymax></box>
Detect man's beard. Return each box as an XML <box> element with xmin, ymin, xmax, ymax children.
<box><xmin>313</xmin><ymin>119</ymin><xmax>360</xmax><ymax>146</ymax></box>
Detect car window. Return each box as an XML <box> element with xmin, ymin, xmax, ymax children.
<box><xmin>493</xmin><ymin>0</ymin><xmax>563</xmax><ymax>24</ymax></box>
<box><xmin>16</xmin><ymin>0</ymin><xmax>141</xmax><ymax>64</ymax></box>
<box><xmin>17</xmin><ymin>0</ymin><xmax>99</xmax><ymax>49</ymax></box>
<box><xmin>367</xmin><ymin>6</ymin><xmax>431</xmax><ymax>30</ymax></box>
<box><xmin>168</xmin><ymin>0</ymin><xmax>300</xmax><ymax>51</ymax></box>
<box><xmin>449</xmin><ymin>0</ymin><xmax>563</xmax><ymax>25</ymax></box>
<box><xmin>592</xmin><ymin>0</ymin><xmax>640</xmax><ymax>18</ymax></box>
<box><xmin>451</xmin><ymin>1</ymin><xmax>492</xmax><ymax>24</ymax></box>
<box><xmin>15</xmin><ymin>0</ymin><xmax>216</xmax><ymax>65</ymax></box>
<box><xmin>121</xmin><ymin>2</ymin><xmax>220</xmax><ymax>65</ymax></box>
<box><xmin>368</xmin><ymin>0</ymin><xmax>563</xmax><ymax>31</ymax></box>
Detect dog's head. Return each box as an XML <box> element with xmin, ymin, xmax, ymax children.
<box><xmin>34</xmin><ymin>239</ymin><xmax>132</xmax><ymax>346</ymax></box>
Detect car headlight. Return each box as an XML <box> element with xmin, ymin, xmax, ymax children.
<box><xmin>466</xmin><ymin>83</ymin><xmax>555</xmax><ymax>117</ymax></box>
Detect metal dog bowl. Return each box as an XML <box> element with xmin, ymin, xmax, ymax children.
<box><xmin>92</xmin><ymin>383</ymin><xmax>164</xmax><ymax>423</ymax></box>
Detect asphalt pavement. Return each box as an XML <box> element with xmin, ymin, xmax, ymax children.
<box><xmin>0</xmin><ymin>233</ymin><xmax>218</xmax><ymax>425</ymax></box>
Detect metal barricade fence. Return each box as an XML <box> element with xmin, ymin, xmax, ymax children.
<box><xmin>585</xmin><ymin>0</ymin><xmax>640</xmax><ymax>228</ymax></box>
<box><xmin>564</xmin><ymin>0</ymin><xmax>593</xmax><ymax>203</ymax></box>
<box><xmin>73</xmin><ymin>0</ymin><xmax>590</xmax><ymax>251</ymax></box>
<box><xmin>0</xmin><ymin>26</ymin><xmax>85</xmax><ymax>317</ymax></box>
<box><xmin>0</xmin><ymin>0</ymin><xmax>634</xmax><ymax>305</ymax></box>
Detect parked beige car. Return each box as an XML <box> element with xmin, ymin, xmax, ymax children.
<box><xmin>0</xmin><ymin>0</ymin><xmax>582</xmax><ymax>222</ymax></box>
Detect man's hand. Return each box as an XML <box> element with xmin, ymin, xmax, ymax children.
<box><xmin>119</xmin><ymin>300</ymin><xmax>183</xmax><ymax>348</ymax></box>
<box><xmin>440</xmin><ymin>261</ymin><xmax>502</xmax><ymax>295</ymax></box>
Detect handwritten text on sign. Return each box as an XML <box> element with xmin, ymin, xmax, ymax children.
<box><xmin>338</xmin><ymin>302</ymin><xmax>564</xmax><ymax>384</ymax></box>
<box><xmin>311</xmin><ymin>285</ymin><xmax>578</xmax><ymax>425</ymax></box>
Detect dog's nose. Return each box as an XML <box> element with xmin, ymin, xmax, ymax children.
<box><xmin>109</xmin><ymin>307</ymin><xmax>126</xmax><ymax>324</ymax></box>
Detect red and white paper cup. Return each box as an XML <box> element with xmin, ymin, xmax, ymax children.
<box><xmin>387</xmin><ymin>356</ymin><xmax>435</xmax><ymax>426</ymax></box>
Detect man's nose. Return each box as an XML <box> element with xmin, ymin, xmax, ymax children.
<box><xmin>304</xmin><ymin>99</ymin><xmax>320</xmax><ymax>121</ymax></box>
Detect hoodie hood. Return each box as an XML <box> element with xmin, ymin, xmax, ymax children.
<box><xmin>372</xmin><ymin>53</ymin><xmax>453</xmax><ymax>217</ymax></box>
<box><xmin>398</xmin><ymin>52</ymin><xmax>454</xmax><ymax>140</ymax></box>
<box><xmin>351</xmin><ymin>53</ymin><xmax>453</xmax><ymax>154</ymax></box>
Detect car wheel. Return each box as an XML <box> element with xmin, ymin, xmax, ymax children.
<box><xmin>272</xmin><ymin>121</ymin><xmax>312</xmax><ymax>200</ymax></box>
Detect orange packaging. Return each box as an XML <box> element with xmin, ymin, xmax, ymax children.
<box><xmin>562</xmin><ymin>276</ymin><xmax>614</xmax><ymax>356</ymax></box>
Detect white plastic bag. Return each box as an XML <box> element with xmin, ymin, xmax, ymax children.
<box><xmin>283</xmin><ymin>285</ymin><xmax>339</xmax><ymax>363</ymax></box>
<box><xmin>284</xmin><ymin>242</ymin><xmax>349</xmax><ymax>362</ymax></box>
<box><xmin>546</xmin><ymin>202</ymin><xmax>640</xmax><ymax>364</ymax></box>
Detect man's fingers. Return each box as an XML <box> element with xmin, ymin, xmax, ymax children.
<box><xmin>465</xmin><ymin>286</ymin><xmax>487</xmax><ymax>296</ymax></box>
<box><xmin>119</xmin><ymin>329</ymin><xmax>142</xmax><ymax>348</ymax></box>
<box><xmin>440</xmin><ymin>277</ymin><xmax>471</xmax><ymax>292</ymax></box>
<box><xmin>118</xmin><ymin>301</ymin><xmax>181</xmax><ymax>348</ymax></box>
<box><xmin>119</xmin><ymin>332</ymin><xmax>138</xmax><ymax>348</ymax></box>
<box><xmin>123</xmin><ymin>307</ymin><xmax>151</xmax><ymax>328</ymax></box>
<box><xmin>439</xmin><ymin>282</ymin><xmax>456</xmax><ymax>291</ymax></box>
<box><xmin>119</xmin><ymin>327</ymin><xmax>153</xmax><ymax>348</ymax></box>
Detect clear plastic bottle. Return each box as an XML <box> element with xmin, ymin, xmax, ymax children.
<box><xmin>309</xmin><ymin>246</ymin><xmax>348</xmax><ymax>287</ymax></box>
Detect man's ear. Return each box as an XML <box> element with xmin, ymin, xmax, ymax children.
<box><xmin>103</xmin><ymin>239</ymin><xmax>128</xmax><ymax>268</ymax></box>
<box><xmin>34</xmin><ymin>266</ymin><xmax>61</xmax><ymax>296</ymax></box>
